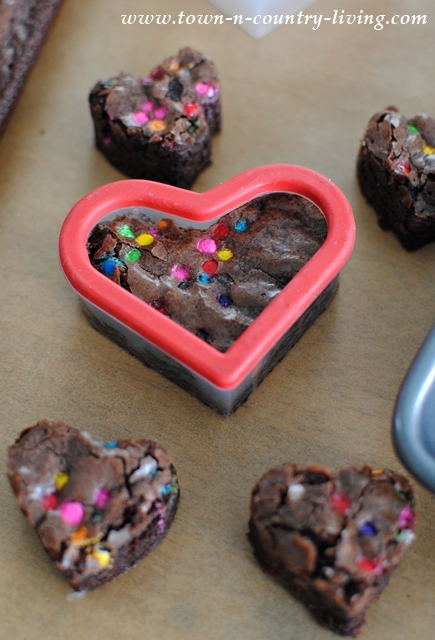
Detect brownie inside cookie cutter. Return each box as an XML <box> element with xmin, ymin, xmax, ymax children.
<box><xmin>59</xmin><ymin>165</ymin><xmax>354</xmax><ymax>415</ymax></box>
<box><xmin>393</xmin><ymin>323</ymin><xmax>435</xmax><ymax>493</ymax></box>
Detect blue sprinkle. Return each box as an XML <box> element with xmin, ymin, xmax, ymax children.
<box><xmin>160</xmin><ymin>483</ymin><xmax>173</xmax><ymax>497</ymax></box>
<box><xmin>359</xmin><ymin>521</ymin><xmax>377</xmax><ymax>536</ymax></box>
<box><xmin>219</xmin><ymin>294</ymin><xmax>232</xmax><ymax>308</ymax></box>
<box><xmin>101</xmin><ymin>259</ymin><xmax>117</xmax><ymax>276</ymax></box>
<box><xmin>234</xmin><ymin>219</ymin><xmax>248</xmax><ymax>232</ymax></box>
<box><xmin>197</xmin><ymin>272</ymin><xmax>211</xmax><ymax>284</ymax></box>
<box><xmin>105</xmin><ymin>440</ymin><xmax>118</xmax><ymax>449</ymax></box>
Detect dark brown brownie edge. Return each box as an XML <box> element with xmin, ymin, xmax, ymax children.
<box><xmin>0</xmin><ymin>0</ymin><xmax>64</xmax><ymax>139</ymax></box>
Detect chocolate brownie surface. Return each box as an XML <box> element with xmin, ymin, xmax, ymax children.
<box><xmin>357</xmin><ymin>107</ymin><xmax>435</xmax><ymax>250</ymax></box>
<box><xmin>0</xmin><ymin>0</ymin><xmax>64</xmax><ymax>139</ymax></box>
<box><xmin>7</xmin><ymin>420</ymin><xmax>179</xmax><ymax>591</ymax></box>
<box><xmin>87</xmin><ymin>192</ymin><xmax>327</xmax><ymax>352</ymax></box>
<box><xmin>89</xmin><ymin>47</ymin><xmax>220</xmax><ymax>188</ymax></box>
<box><xmin>249</xmin><ymin>463</ymin><xmax>416</xmax><ymax>636</ymax></box>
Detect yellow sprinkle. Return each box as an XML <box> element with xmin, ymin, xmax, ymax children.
<box><xmin>423</xmin><ymin>144</ymin><xmax>435</xmax><ymax>155</ymax></box>
<box><xmin>54</xmin><ymin>471</ymin><xmax>69</xmax><ymax>490</ymax></box>
<box><xmin>92</xmin><ymin>548</ymin><xmax>112</xmax><ymax>568</ymax></box>
<box><xmin>148</xmin><ymin>119</ymin><xmax>166</xmax><ymax>132</ymax></box>
<box><xmin>217</xmin><ymin>248</ymin><xmax>234</xmax><ymax>261</ymax></box>
<box><xmin>135</xmin><ymin>233</ymin><xmax>154</xmax><ymax>246</ymax></box>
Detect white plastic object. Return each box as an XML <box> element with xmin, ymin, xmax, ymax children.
<box><xmin>208</xmin><ymin>0</ymin><xmax>318</xmax><ymax>38</ymax></box>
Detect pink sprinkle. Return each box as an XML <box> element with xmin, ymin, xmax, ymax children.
<box><xmin>153</xmin><ymin>106</ymin><xmax>167</xmax><ymax>119</ymax></box>
<box><xmin>150</xmin><ymin>227</ymin><xmax>160</xmax><ymax>237</ymax></box>
<box><xmin>103</xmin><ymin>137</ymin><xmax>111</xmax><ymax>145</ymax></box>
<box><xmin>60</xmin><ymin>501</ymin><xmax>84</xmax><ymax>526</ymax></box>
<box><xmin>132</xmin><ymin>111</ymin><xmax>149</xmax><ymax>125</ymax></box>
<box><xmin>141</xmin><ymin>76</ymin><xmax>152</xmax><ymax>84</ymax></box>
<box><xmin>196</xmin><ymin>238</ymin><xmax>217</xmax><ymax>254</ymax></box>
<box><xmin>109</xmin><ymin>114</ymin><xmax>114</xmax><ymax>121</ymax></box>
<box><xmin>95</xmin><ymin>488</ymin><xmax>110</xmax><ymax>509</ymax></box>
<box><xmin>141</xmin><ymin>99</ymin><xmax>154</xmax><ymax>112</ymax></box>
<box><xmin>398</xmin><ymin>505</ymin><xmax>415</xmax><ymax>529</ymax></box>
<box><xmin>171</xmin><ymin>264</ymin><xmax>190</xmax><ymax>280</ymax></box>
<box><xmin>195</xmin><ymin>81</ymin><xmax>213</xmax><ymax>96</ymax></box>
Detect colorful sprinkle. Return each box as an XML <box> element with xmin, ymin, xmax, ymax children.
<box><xmin>151</xmin><ymin>67</ymin><xmax>165</xmax><ymax>80</ymax></box>
<box><xmin>330</xmin><ymin>492</ymin><xmax>351</xmax><ymax>515</ymax></box>
<box><xmin>202</xmin><ymin>259</ymin><xmax>218</xmax><ymax>276</ymax></box>
<box><xmin>396</xmin><ymin>529</ymin><xmax>415</xmax><ymax>545</ymax></box>
<box><xmin>141</xmin><ymin>99</ymin><xmax>154</xmax><ymax>113</ymax></box>
<box><xmin>132</xmin><ymin>111</ymin><xmax>149</xmax><ymax>125</ymax></box>
<box><xmin>213</xmin><ymin>224</ymin><xmax>230</xmax><ymax>239</ymax></box>
<box><xmin>357</xmin><ymin>557</ymin><xmax>383</xmax><ymax>575</ymax></box>
<box><xmin>160</xmin><ymin>483</ymin><xmax>173</xmax><ymax>497</ymax></box>
<box><xmin>60</xmin><ymin>501</ymin><xmax>85</xmax><ymax>526</ymax></box>
<box><xmin>217</xmin><ymin>248</ymin><xmax>234</xmax><ymax>262</ymax></box>
<box><xmin>101</xmin><ymin>259</ymin><xmax>117</xmax><ymax>276</ymax></box>
<box><xmin>150</xmin><ymin>227</ymin><xmax>160</xmax><ymax>237</ymax></box>
<box><xmin>148</xmin><ymin>119</ymin><xmax>166</xmax><ymax>132</ymax></box>
<box><xmin>157</xmin><ymin>219</ymin><xmax>169</xmax><ymax>228</ymax></box>
<box><xmin>105</xmin><ymin>440</ymin><xmax>118</xmax><ymax>449</ymax></box>
<box><xmin>169</xmin><ymin>61</ymin><xmax>180</xmax><ymax>72</ymax></box>
<box><xmin>218</xmin><ymin>294</ymin><xmax>232</xmax><ymax>308</ymax></box>
<box><xmin>54</xmin><ymin>471</ymin><xmax>69</xmax><ymax>491</ymax></box>
<box><xmin>395</xmin><ymin>161</ymin><xmax>411</xmax><ymax>174</ymax></box>
<box><xmin>95</xmin><ymin>488</ymin><xmax>110</xmax><ymax>509</ymax></box>
<box><xmin>423</xmin><ymin>144</ymin><xmax>435</xmax><ymax>155</ymax></box>
<box><xmin>42</xmin><ymin>493</ymin><xmax>58</xmax><ymax>511</ymax></box>
<box><xmin>70</xmin><ymin>526</ymin><xmax>88</xmax><ymax>543</ymax></box>
<box><xmin>398</xmin><ymin>505</ymin><xmax>415</xmax><ymax>529</ymax></box>
<box><xmin>195</xmin><ymin>81</ymin><xmax>215</xmax><ymax>98</ymax></box>
<box><xmin>287</xmin><ymin>484</ymin><xmax>305</xmax><ymax>500</ymax></box>
<box><xmin>196</xmin><ymin>238</ymin><xmax>217</xmax><ymax>254</ymax></box>
<box><xmin>125</xmin><ymin>248</ymin><xmax>141</xmax><ymax>262</ymax></box>
<box><xmin>407</xmin><ymin>124</ymin><xmax>419</xmax><ymax>134</ymax></box>
<box><xmin>197</xmin><ymin>272</ymin><xmax>211</xmax><ymax>284</ymax></box>
<box><xmin>117</xmin><ymin>224</ymin><xmax>136</xmax><ymax>238</ymax></box>
<box><xmin>234</xmin><ymin>219</ymin><xmax>248</xmax><ymax>232</ymax></box>
<box><xmin>92</xmin><ymin>547</ymin><xmax>112</xmax><ymax>568</ymax></box>
<box><xmin>135</xmin><ymin>233</ymin><xmax>154</xmax><ymax>246</ymax></box>
<box><xmin>102</xmin><ymin>137</ymin><xmax>111</xmax><ymax>145</ymax></box>
<box><xmin>184</xmin><ymin>102</ymin><xmax>200</xmax><ymax>117</ymax></box>
<box><xmin>359</xmin><ymin>521</ymin><xmax>377</xmax><ymax>536</ymax></box>
<box><xmin>171</xmin><ymin>264</ymin><xmax>190</xmax><ymax>280</ymax></box>
<box><xmin>153</xmin><ymin>106</ymin><xmax>168</xmax><ymax>119</ymax></box>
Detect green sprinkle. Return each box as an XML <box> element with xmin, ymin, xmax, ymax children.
<box><xmin>407</xmin><ymin>124</ymin><xmax>419</xmax><ymax>135</ymax></box>
<box><xmin>194</xmin><ymin>119</ymin><xmax>201</xmax><ymax>128</ymax></box>
<box><xmin>125</xmin><ymin>249</ymin><xmax>141</xmax><ymax>262</ymax></box>
<box><xmin>188</xmin><ymin>126</ymin><xmax>195</xmax><ymax>134</ymax></box>
<box><xmin>117</xmin><ymin>224</ymin><xmax>136</xmax><ymax>238</ymax></box>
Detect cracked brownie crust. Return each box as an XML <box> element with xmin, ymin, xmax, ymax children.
<box><xmin>7</xmin><ymin>420</ymin><xmax>179</xmax><ymax>591</ymax></box>
<box><xmin>0</xmin><ymin>0</ymin><xmax>63</xmax><ymax>139</ymax></box>
<box><xmin>249</xmin><ymin>463</ymin><xmax>416</xmax><ymax>636</ymax></box>
<box><xmin>357</xmin><ymin>107</ymin><xmax>435</xmax><ymax>250</ymax></box>
<box><xmin>89</xmin><ymin>47</ymin><xmax>221</xmax><ymax>188</ymax></box>
<box><xmin>87</xmin><ymin>193</ymin><xmax>327</xmax><ymax>352</ymax></box>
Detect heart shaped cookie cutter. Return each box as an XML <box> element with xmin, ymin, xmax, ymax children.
<box><xmin>59</xmin><ymin>164</ymin><xmax>355</xmax><ymax>415</ymax></box>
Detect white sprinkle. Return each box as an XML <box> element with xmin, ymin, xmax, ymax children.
<box><xmin>66</xmin><ymin>590</ymin><xmax>87</xmax><ymax>601</ymax></box>
<box><xmin>129</xmin><ymin>456</ymin><xmax>158</xmax><ymax>484</ymax></box>
<box><xmin>287</xmin><ymin>484</ymin><xmax>305</xmax><ymax>500</ymax></box>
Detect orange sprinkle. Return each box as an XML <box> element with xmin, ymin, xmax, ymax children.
<box><xmin>157</xmin><ymin>219</ymin><xmax>169</xmax><ymax>228</ymax></box>
<box><xmin>70</xmin><ymin>526</ymin><xmax>88</xmax><ymax>543</ymax></box>
<box><xmin>169</xmin><ymin>61</ymin><xmax>180</xmax><ymax>71</ymax></box>
<box><xmin>371</xmin><ymin>469</ymin><xmax>384</xmax><ymax>476</ymax></box>
<box><xmin>148</xmin><ymin>119</ymin><xmax>167</xmax><ymax>132</ymax></box>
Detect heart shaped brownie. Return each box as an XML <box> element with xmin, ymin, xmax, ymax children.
<box><xmin>249</xmin><ymin>463</ymin><xmax>416</xmax><ymax>637</ymax></box>
<box><xmin>89</xmin><ymin>47</ymin><xmax>220</xmax><ymax>188</ymax></box>
<box><xmin>87</xmin><ymin>192</ymin><xmax>327</xmax><ymax>352</ymax></box>
<box><xmin>357</xmin><ymin>107</ymin><xmax>435</xmax><ymax>250</ymax></box>
<box><xmin>7</xmin><ymin>420</ymin><xmax>179</xmax><ymax>591</ymax></box>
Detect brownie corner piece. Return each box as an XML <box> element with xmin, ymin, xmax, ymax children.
<box><xmin>249</xmin><ymin>462</ymin><xmax>416</xmax><ymax>636</ymax></box>
<box><xmin>7</xmin><ymin>420</ymin><xmax>179</xmax><ymax>591</ymax></box>
<box><xmin>89</xmin><ymin>47</ymin><xmax>221</xmax><ymax>188</ymax></box>
<box><xmin>357</xmin><ymin>106</ymin><xmax>435</xmax><ymax>250</ymax></box>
